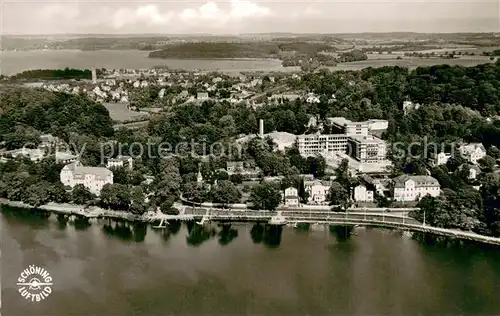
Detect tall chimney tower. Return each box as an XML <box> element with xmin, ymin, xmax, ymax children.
<box><xmin>91</xmin><ymin>68</ymin><xmax>97</xmax><ymax>84</ymax></box>
<box><xmin>259</xmin><ymin>119</ymin><xmax>264</xmax><ymax>137</ymax></box>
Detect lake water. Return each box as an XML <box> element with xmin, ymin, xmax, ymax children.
<box><xmin>0</xmin><ymin>50</ymin><xmax>290</xmax><ymax>76</ymax></box>
<box><xmin>1</xmin><ymin>50</ymin><xmax>494</xmax><ymax>77</ymax></box>
<box><xmin>2</xmin><ymin>207</ymin><xmax>500</xmax><ymax>316</ymax></box>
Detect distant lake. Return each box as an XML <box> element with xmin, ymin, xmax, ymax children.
<box><xmin>0</xmin><ymin>49</ymin><xmax>495</xmax><ymax>76</ymax></box>
<box><xmin>0</xmin><ymin>50</ymin><xmax>291</xmax><ymax>76</ymax></box>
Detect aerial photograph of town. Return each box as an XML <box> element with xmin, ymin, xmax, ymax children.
<box><xmin>1</xmin><ymin>0</ymin><xmax>500</xmax><ymax>315</ymax></box>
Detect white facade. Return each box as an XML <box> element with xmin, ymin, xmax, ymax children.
<box><xmin>327</xmin><ymin>117</ymin><xmax>369</xmax><ymax>136</ymax></box>
<box><xmin>60</xmin><ymin>162</ymin><xmax>113</xmax><ymax>196</ymax></box>
<box><xmin>459</xmin><ymin>143</ymin><xmax>487</xmax><ymax>165</ymax></box>
<box><xmin>284</xmin><ymin>187</ymin><xmax>299</xmax><ymax>207</ymax></box>
<box><xmin>348</xmin><ymin>135</ymin><xmax>387</xmax><ymax>163</ymax></box>
<box><xmin>306</xmin><ymin>93</ymin><xmax>320</xmax><ymax>104</ymax></box>
<box><xmin>469</xmin><ymin>168</ymin><xmax>478</xmax><ymax>180</ymax></box>
<box><xmin>297</xmin><ymin>134</ymin><xmax>348</xmax><ymax>156</ymax></box>
<box><xmin>353</xmin><ymin>185</ymin><xmax>374</xmax><ymax>202</ymax></box>
<box><xmin>106</xmin><ymin>155</ymin><xmax>133</xmax><ymax>170</ymax></box>
<box><xmin>305</xmin><ymin>181</ymin><xmax>330</xmax><ymax>204</ymax></box>
<box><xmin>434</xmin><ymin>152</ymin><xmax>451</xmax><ymax>166</ymax></box>
<box><xmin>366</xmin><ymin>119</ymin><xmax>389</xmax><ymax>132</ymax></box>
<box><xmin>55</xmin><ymin>151</ymin><xmax>78</xmax><ymax>164</ymax></box>
<box><xmin>197</xmin><ymin>92</ymin><xmax>209</xmax><ymax>100</ymax></box>
<box><xmin>403</xmin><ymin>101</ymin><xmax>420</xmax><ymax>115</ymax></box>
<box><xmin>393</xmin><ymin>175</ymin><xmax>440</xmax><ymax>202</ymax></box>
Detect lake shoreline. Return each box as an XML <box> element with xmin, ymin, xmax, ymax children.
<box><xmin>0</xmin><ymin>198</ymin><xmax>192</xmax><ymax>223</ymax></box>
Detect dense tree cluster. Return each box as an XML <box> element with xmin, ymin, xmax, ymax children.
<box><xmin>0</xmin><ymin>88</ymin><xmax>114</xmax><ymax>149</ymax></box>
<box><xmin>0</xmin><ymin>157</ymin><xmax>74</xmax><ymax>207</ymax></box>
<box><xmin>8</xmin><ymin>68</ymin><xmax>92</xmax><ymax>81</ymax></box>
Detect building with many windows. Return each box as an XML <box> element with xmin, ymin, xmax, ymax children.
<box><xmin>304</xmin><ymin>180</ymin><xmax>331</xmax><ymax>204</ymax></box>
<box><xmin>297</xmin><ymin>134</ymin><xmax>348</xmax><ymax>156</ymax></box>
<box><xmin>283</xmin><ymin>187</ymin><xmax>299</xmax><ymax>207</ymax></box>
<box><xmin>60</xmin><ymin>161</ymin><xmax>113</xmax><ymax>196</ymax></box>
<box><xmin>392</xmin><ymin>175</ymin><xmax>440</xmax><ymax>202</ymax></box>
<box><xmin>327</xmin><ymin>117</ymin><xmax>369</xmax><ymax>136</ymax></box>
<box><xmin>348</xmin><ymin>135</ymin><xmax>387</xmax><ymax>164</ymax></box>
<box><xmin>353</xmin><ymin>184</ymin><xmax>374</xmax><ymax>202</ymax></box>
<box><xmin>106</xmin><ymin>155</ymin><xmax>133</xmax><ymax>170</ymax></box>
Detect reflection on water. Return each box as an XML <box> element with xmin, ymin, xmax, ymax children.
<box><xmin>330</xmin><ymin>225</ymin><xmax>354</xmax><ymax>241</ymax></box>
<box><xmin>3</xmin><ymin>205</ymin><xmax>500</xmax><ymax>316</ymax></box>
<box><xmin>217</xmin><ymin>224</ymin><xmax>238</xmax><ymax>246</ymax></box>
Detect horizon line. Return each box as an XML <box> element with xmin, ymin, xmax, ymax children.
<box><xmin>2</xmin><ymin>31</ymin><xmax>499</xmax><ymax>37</ymax></box>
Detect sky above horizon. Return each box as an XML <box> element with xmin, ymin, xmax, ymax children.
<box><xmin>2</xmin><ymin>0</ymin><xmax>499</xmax><ymax>35</ymax></box>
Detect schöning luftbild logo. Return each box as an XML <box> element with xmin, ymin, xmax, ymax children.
<box><xmin>16</xmin><ymin>265</ymin><xmax>53</xmax><ymax>302</ymax></box>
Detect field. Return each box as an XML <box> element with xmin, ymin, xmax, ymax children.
<box><xmin>103</xmin><ymin>102</ymin><xmax>150</xmax><ymax>123</ymax></box>
<box><xmin>329</xmin><ymin>55</ymin><xmax>496</xmax><ymax>71</ymax></box>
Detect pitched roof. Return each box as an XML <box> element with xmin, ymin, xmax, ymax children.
<box><xmin>460</xmin><ymin>143</ymin><xmax>486</xmax><ymax>153</ymax></box>
<box><xmin>64</xmin><ymin>162</ymin><xmax>112</xmax><ymax>181</ymax></box>
<box><xmin>393</xmin><ymin>175</ymin><xmax>440</xmax><ymax>188</ymax></box>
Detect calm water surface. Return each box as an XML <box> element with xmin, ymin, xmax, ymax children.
<box><xmin>2</xmin><ymin>208</ymin><xmax>500</xmax><ymax>316</ymax></box>
<box><xmin>1</xmin><ymin>50</ymin><xmax>494</xmax><ymax>76</ymax></box>
<box><xmin>0</xmin><ymin>50</ymin><xmax>289</xmax><ymax>76</ymax></box>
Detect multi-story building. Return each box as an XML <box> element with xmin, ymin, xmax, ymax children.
<box><xmin>106</xmin><ymin>155</ymin><xmax>133</xmax><ymax>170</ymax></box>
<box><xmin>297</xmin><ymin>134</ymin><xmax>348</xmax><ymax>156</ymax></box>
<box><xmin>304</xmin><ymin>180</ymin><xmax>331</xmax><ymax>204</ymax></box>
<box><xmin>366</xmin><ymin>119</ymin><xmax>389</xmax><ymax>132</ymax></box>
<box><xmin>353</xmin><ymin>184</ymin><xmax>374</xmax><ymax>202</ymax></box>
<box><xmin>60</xmin><ymin>161</ymin><xmax>113</xmax><ymax>196</ymax></box>
<box><xmin>433</xmin><ymin>152</ymin><xmax>451</xmax><ymax>166</ymax></box>
<box><xmin>393</xmin><ymin>175</ymin><xmax>440</xmax><ymax>202</ymax></box>
<box><xmin>459</xmin><ymin>143</ymin><xmax>487</xmax><ymax>165</ymax></box>
<box><xmin>348</xmin><ymin>135</ymin><xmax>387</xmax><ymax>163</ymax></box>
<box><xmin>283</xmin><ymin>187</ymin><xmax>299</xmax><ymax>207</ymax></box>
<box><xmin>327</xmin><ymin>117</ymin><xmax>369</xmax><ymax>136</ymax></box>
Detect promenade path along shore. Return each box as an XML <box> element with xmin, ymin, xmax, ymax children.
<box><xmin>2</xmin><ymin>199</ymin><xmax>500</xmax><ymax>246</ymax></box>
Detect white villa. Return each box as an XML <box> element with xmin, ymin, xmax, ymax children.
<box><xmin>283</xmin><ymin>187</ymin><xmax>299</xmax><ymax>207</ymax></box>
<box><xmin>459</xmin><ymin>143</ymin><xmax>487</xmax><ymax>165</ymax></box>
<box><xmin>60</xmin><ymin>161</ymin><xmax>113</xmax><ymax>196</ymax></box>
<box><xmin>433</xmin><ymin>152</ymin><xmax>451</xmax><ymax>166</ymax></box>
<box><xmin>393</xmin><ymin>175</ymin><xmax>440</xmax><ymax>202</ymax></box>
<box><xmin>304</xmin><ymin>180</ymin><xmax>330</xmax><ymax>204</ymax></box>
<box><xmin>353</xmin><ymin>184</ymin><xmax>374</xmax><ymax>202</ymax></box>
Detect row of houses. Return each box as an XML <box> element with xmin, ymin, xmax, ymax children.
<box><xmin>281</xmin><ymin>173</ymin><xmax>442</xmax><ymax>207</ymax></box>
<box><xmin>433</xmin><ymin>143</ymin><xmax>487</xmax><ymax>166</ymax></box>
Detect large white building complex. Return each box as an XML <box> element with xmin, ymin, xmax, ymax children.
<box><xmin>327</xmin><ymin>117</ymin><xmax>369</xmax><ymax>136</ymax></box>
<box><xmin>296</xmin><ymin>134</ymin><xmax>348</xmax><ymax>156</ymax></box>
<box><xmin>348</xmin><ymin>135</ymin><xmax>387</xmax><ymax>164</ymax></box>
<box><xmin>297</xmin><ymin>117</ymin><xmax>388</xmax><ymax>165</ymax></box>
<box><xmin>60</xmin><ymin>161</ymin><xmax>113</xmax><ymax>196</ymax></box>
<box><xmin>392</xmin><ymin>175</ymin><xmax>441</xmax><ymax>202</ymax></box>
